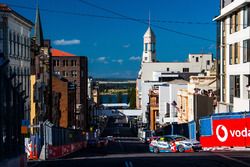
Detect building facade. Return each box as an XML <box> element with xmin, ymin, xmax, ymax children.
<box><xmin>215</xmin><ymin>0</ymin><xmax>250</xmax><ymax>112</ymax></box>
<box><xmin>0</xmin><ymin>4</ymin><xmax>33</xmax><ymax>122</ymax></box>
<box><xmin>177</xmin><ymin>75</ymin><xmax>217</xmax><ymax>125</ymax></box>
<box><xmin>52</xmin><ymin>49</ymin><xmax>88</xmax><ymax>129</ymax></box>
<box><xmin>52</xmin><ymin>75</ymin><xmax>76</xmax><ymax>128</ymax></box>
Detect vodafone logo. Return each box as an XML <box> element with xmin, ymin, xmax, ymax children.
<box><xmin>216</xmin><ymin>125</ymin><xmax>228</xmax><ymax>142</ymax></box>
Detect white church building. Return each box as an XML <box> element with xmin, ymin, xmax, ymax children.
<box><xmin>136</xmin><ymin>25</ymin><xmax>214</xmax><ymax>126</ymax></box>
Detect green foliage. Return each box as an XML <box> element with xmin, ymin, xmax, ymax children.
<box><xmin>129</xmin><ymin>88</ymin><xmax>136</xmax><ymax>109</ymax></box>
<box><xmin>117</xmin><ymin>92</ymin><xmax>123</xmax><ymax>103</ymax></box>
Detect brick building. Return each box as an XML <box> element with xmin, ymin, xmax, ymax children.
<box><xmin>51</xmin><ymin>49</ymin><xmax>88</xmax><ymax>129</ymax></box>
<box><xmin>52</xmin><ymin>75</ymin><xmax>76</xmax><ymax>128</ymax></box>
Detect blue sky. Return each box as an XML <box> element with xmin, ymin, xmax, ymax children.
<box><xmin>4</xmin><ymin>0</ymin><xmax>220</xmax><ymax>78</ymax></box>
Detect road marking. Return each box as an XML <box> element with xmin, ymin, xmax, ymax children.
<box><xmin>125</xmin><ymin>161</ymin><xmax>133</xmax><ymax>167</ymax></box>
<box><xmin>129</xmin><ymin>161</ymin><xmax>133</xmax><ymax>167</ymax></box>
<box><xmin>215</xmin><ymin>153</ymin><xmax>250</xmax><ymax>167</ymax></box>
<box><xmin>118</xmin><ymin>140</ymin><xmax>125</xmax><ymax>152</ymax></box>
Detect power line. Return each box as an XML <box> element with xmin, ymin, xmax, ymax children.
<box><xmin>77</xmin><ymin>0</ymin><xmax>216</xmax><ymax>42</ymax></box>
<box><xmin>77</xmin><ymin>0</ymin><xmax>250</xmax><ymax>51</ymax></box>
<box><xmin>7</xmin><ymin>3</ymin><xmax>217</xmax><ymax>25</ymax></box>
<box><xmin>7</xmin><ymin>2</ymin><xmax>250</xmax><ymax>50</ymax></box>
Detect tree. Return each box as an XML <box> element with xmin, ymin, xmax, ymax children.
<box><xmin>127</xmin><ymin>87</ymin><xmax>132</xmax><ymax>103</ymax></box>
<box><xmin>129</xmin><ymin>88</ymin><xmax>136</xmax><ymax>109</ymax></box>
<box><xmin>117</xmin><ymin>92</ymin><xmax>123</xmax><ymax>103</ymax></box>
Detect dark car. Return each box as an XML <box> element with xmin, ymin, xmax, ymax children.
<box><xmin>87</xmin><ymin>139</ymin><xmax>98</xmax><ymax>147</ymax></box>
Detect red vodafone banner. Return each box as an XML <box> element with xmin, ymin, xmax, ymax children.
<box><xmin>200</xmin><ymin>118</ymin><xmax>250</xmax><ymax>147</ymax></box>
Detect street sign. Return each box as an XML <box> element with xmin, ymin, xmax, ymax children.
<box><xmin>21</xmin><ymin>126</ymin><xmax>28</xmax><ymax>134</ymax></box>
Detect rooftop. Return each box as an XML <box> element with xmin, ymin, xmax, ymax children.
<box><xmin>0</xmin><ymin>4</ymin><xmax>33</xmax><ymax>26</ymax></box>
<box><xmin>51</xmin><ymin>48</ymin><xmax>76</xmax><ymax>57</ymax></box>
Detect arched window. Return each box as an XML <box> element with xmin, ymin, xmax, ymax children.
<box><xmin>8</xmin><ymin>30</ymin><xmax>11</xmax><ymax>55</ymax></box>
<box><xmin>145</xmin><ymin>43</ymin><xmax>148</xmax><ymax>52</ymax></box>
<box><xmin>13</xmin><ymin>32</ymin><xmax>16</xmax><ymax>56</ymax></box>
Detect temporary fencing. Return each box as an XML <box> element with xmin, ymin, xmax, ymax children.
<box><xmin>200</xmin><ymin>112</ymin><xmax>250</xmax><ymax>148</ymax></box>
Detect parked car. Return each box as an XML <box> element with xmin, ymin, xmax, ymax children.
<box><xmin>149</xmin><ymin>135</ymin><xmax>202</xmax><ymax>153</ymax></box>
<box><xmin>99</xmin><ymin>137</ymin><xmax>108</xmax><ymax>147</ymax></box>
<box><xmin>146</xmin><ymin>136</ymin><xmax>160</xmax><ymax>144</ymax></box>
<box><xmin>106</xmin><ymin>136</ymin><xmax>114</xmax><ymax>142</ymax></box>
<box><xmin>87</xmin><ymin>139</ymin><xmax>99</xmax><ymax>148</ymax></box>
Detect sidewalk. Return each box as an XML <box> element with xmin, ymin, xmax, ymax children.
<box><xmin>203</xmin><ymin>147</ymin><xmax>250</xmax><ymax>152</ymax></box>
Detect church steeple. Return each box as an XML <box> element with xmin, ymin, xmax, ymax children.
<box><xmin>34</xmin><ymin>3</ymin><xmax>44</xmax><ymax>47</ymax></box>
<box><xmin>141</xmin><ymin>25</ymin><xmax>156</xmax><ymax>64</ymax></box>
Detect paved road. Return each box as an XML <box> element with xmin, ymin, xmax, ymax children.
<box><xmin>28</xmin><ymin>120</ymin><xmax>250</xmax><ymax>167</ymax></box>
<box><xmin>29</xmin><ymin>136</ymin><xmax>250</xmax><ymax>167</ymax></box>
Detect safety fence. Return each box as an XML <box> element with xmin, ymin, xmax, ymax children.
<box><xmin>26</xmin><ymin>121</ymin><xmax>88</xmax><ymax>160</ymax></box>
<box><xmin>44</xmin><ymin>121</ymin><xmax>87</xmax><ymax>159</ymax></box>
<box><xmin>200</xmin><ymin>112</ymin><xmax>250</xmax><ymax>148</ymax></box>
<box><xmin>155</xmin><ymin>122</ymin><xmax>196</xmax><ymax>139</ymax></box>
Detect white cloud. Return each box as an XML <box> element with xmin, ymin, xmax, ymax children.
<box><xmin>123</xmin><ymin>44</ymin><xmax>131</xmax><ymax>48</ymax></box>
<box><xmin>53</xmin><ymin>39</ymin><xmax>80</xmax><ymax>46</ymax></box>
<box><xmin>111</xmin><ymin>72</ymin><xmax>120</xmax><ymax>76</ymax></box>
<box><xmin>93</xmin><ymin>42</ymin><xmax>98</xmax><ymax>47</ymax></box>
<box><xmin>97</xmin><ymin>57</ymin><xmax>109</xmax><ymax>64</ymax></box>
<box><xmin>129</xmin><ymin>56</ymin><xmax>141</xmax><ymax>61</ymax></box>
<box><xmin>112</xmin><ymin>59</ymin><xmax>124</xmax><ymax>64</ymax></box>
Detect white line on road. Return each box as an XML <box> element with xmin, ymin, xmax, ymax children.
<box><xmin>129</xmin><ymin>161</ymin><xmax>133</xmax><ymax>167</ymax></box>
<box><xmin>125</xmin><ymin>161</ymin><xmax>133</xmax><ymax>167</ymax></box>
<box><xmin>215</xmin><ymin>153</ymin><xmax>250</xmax><ymax>167</ymax></box>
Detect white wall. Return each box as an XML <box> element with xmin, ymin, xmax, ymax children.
<box><xmin>141</xmin><ymin>82</ymin><xmax>166</xmax><ymax>123</ymax></box>
<box><xmin>141</xmin><ymin>53</ymin><xmax>213</xmax><ymax>81</ymax></box>
<box><xmin>158</xmin><ymin>83</ymin><xmax>187</xmax><ymax>125</ymax></box>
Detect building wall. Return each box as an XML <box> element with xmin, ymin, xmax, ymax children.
<box><xmin>30</xmin><ymin>75</ymin><xmax>36</xmax><ymax>134</ymax></box>
<box><xmin>52</xmin><ymin>56</ymin><xmax>88</xmax><ymax>129</ymax></box>
<box><xmin>141</xmin><ymin>54</ymin><xmax>213</xmax><ymax>81</ymax></box>
<box><xmin>141</xmin><ymin>82</ymin><xmax>164</xmax><ymax>123</ymax></box>
<box><xmin>52</xmin><ymin>76</ymin><xmax>68</xmax><ymax>128</ymax></box>
<box><xmin>216</xmin><ymin>0</ymin><xmax>250</xmax><ymax>112</ymax></box>
<box><xmin>0</xmin><ymin>10</ymin><xmax>32</xmax><ymax>123</ymax></box>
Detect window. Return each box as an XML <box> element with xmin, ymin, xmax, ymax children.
<box><xmin>235</xmin><ymin>75</ymin><xmax>240</xmax><ymax>98</ymax></box>
<box><xmin>207</xmin><ymin>60</ymin><xmax>210</xmax><ymax>65</ymax></box>
<box><xmin>230</xmin><ymin>15</ymin><xmax>234</xmax><ymax>34</ymax></box>
<box><xmin>243</xmin><ymin>6</ymin><xmax>249</xmax><ymax>29</ymax></box>
<box><xmin>152</xmin><ymin>43</ymin><xmax>155</xmax><ymax>52</ymax></box>
<box><xmin>243</xmin><ymin>39</ymin><xmax>250</xmax><ymax>63</ymax></box>
<box><xmin>9</xmin><ymin>31</ymin><xmax>12</xmax><ymax>55</ymax></box>
<box><xmin>53</xmin><ymin>60</ymin><xmax>56</xmax><ymax>66</ymax></box>
<box><xmin>196</xmin><ymin>57</ymin><xmax>199</xmax><ymax>62</ymax></box>
<box><xmin>230</xmin><ymin>75</ymin><xmax>240</xmax><ymax>103</ymax></box>
<box><xmin>165</xmin><ymin>103</ymin><xmax>170</xmax><ymax>117</ymax></box>
<box><xmin>235</xmin><ymin>43</ymin><xmax>238</xmax><ymax>64</ymax></box>
<box><xmin>145</xmin><ymin>57</ymin><xmax>148</xmax><ymax>61</ymax></box>
<box><xmin>145</xmin><ymin>43</ymin><xmax>148</xmax><ymax>52</ymax></box>
<box><xmin>0</xmin><ymin>28</ymin><xmax>3</xmax><ymax>55</ymax></box>
<box><xmin>62</xmin><ymin>71</ymin><xmax>68</xmax><ymax>77</ymax></box>
<box><xmin>183</xmin><ymin>68</ymin><xmax>189</xmax><ymax>72</ymax></box>
<box><xmin>222</xmin><ymin>20</ymin><xmax>226</xmax><ymax>44</ymax></box>
<box><xmin>65</xmin><ymin>60</ymin><xmax>68</xmax><ymax>66</ymax></box>
<box><xmin>71</xmin><ymin>60</ymin><xmax>74</xmax><ymax>66</ymax></box>
<box><xmin>235</xmin><ymin>12</ymin><xmax>240</xmax><ymax>32</ymax></box>
<box><xmin>13</xmin><ymin>32</ymin><xmax>16</xmax><ymax>56</ymax></box>
<box><xmin>71</xmin><ymin>71</ymin><xmax>77</xmax><ymax>77</ymax></box>
<box><xmin>166</xmin><ymin>68</ymin><xmax>169</xmax><ymax>72</ymax></box>
<box><xmin>63</xmin><ymin>60</ymin><xmax>66</xmax><ymax>66</ymax></box>
<box><xmin>229</xmin><ymin>44</ymin><xmax>233</xmax><ymax>65</ymax></box>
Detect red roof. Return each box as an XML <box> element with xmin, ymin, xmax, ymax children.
<box><xmin>51</xmin><ymin>48</ymin><xmax>76</xmax><ymax>57</ymax></box>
